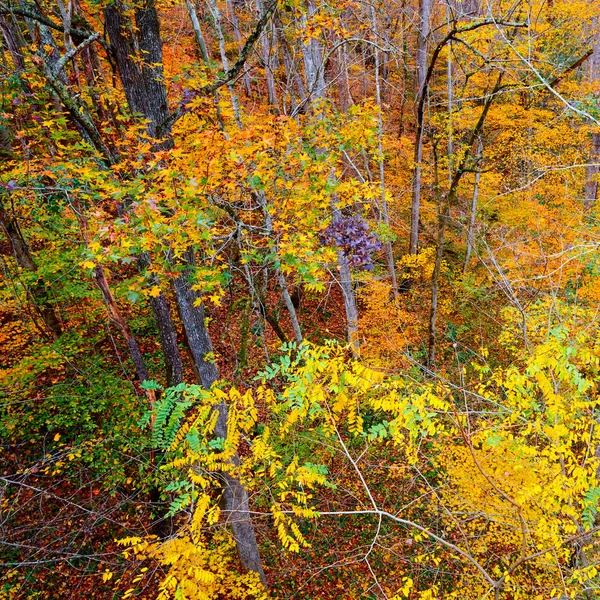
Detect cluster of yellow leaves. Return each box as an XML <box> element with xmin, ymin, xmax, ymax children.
<box><xmin>133</xmin><ymin>320</ymin><xmax>600</xmax><ymax>598</ymax></box>
<box><xmin>117</xmin><ymin>531</ymin><xmax>267</xmax><ymax>600</ymax></box>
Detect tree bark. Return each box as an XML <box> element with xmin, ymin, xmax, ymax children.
<box><xmin>206</xmin><ymin>0</ymin><xmax>243</xmax><ymax>128</ymax></box>
<box><xmin>186</xmin><ymin>0</ymin><xmax>210</xmax><ymax>63</ymax></box>
<box><xmin>138</xmin><ymin>252</ymin><xmax>184</xmax><ymax>388</ymax></box>
<box><xmin>370</xmin><ymin>2</ymin><xmax>398</xmax><ymax>298</ymax></box>
<box><xmin>300</xmin><ymin>0</ymin><xmax>327</xmax><ymax>103</ymax></box>
<box><xmin>279</xmin><ymin>19</ymin><xmax>308</xmax><ymax>114</ymax></box>
<box><xmin>0</xmin><ymin>200</ymin><xmax>62</xmax><ymax>339</ymax></box>
<box><xmin>103</xmin><ymin>0</ymin><xmax>171</xmax><ymax>145</ymax></box>
<box><xmin>256</xmin><ymin>0</ymin><xmax>277</xmax><ymax>106</ymax></box>
<box><xmin>172</xmin><ymin>255</ymin><xmax>267</xmax><ymax>584</ymax></box>
<box><xmin>409</xmin><ymin>0</ymin><xmax>431</xmax><ymax>255</ymax></box>
<box><xmin>464</xmin><ymin>138</ymin><xmax>483</xmax><ymax>272</ymax></box>
<box><xmin>226</xmin><ymin>0</ymin><xmax>252</xmax><ymax>95</ymax></box>
<box><xmin>585</xmin><ymin>26</ymin><xmax>600</xmax><ymax>212</ymax></box>
<box><xmin>585</xmin><ymin>133</ymin><xmax>600</xmax><ymax>212</ymax></box>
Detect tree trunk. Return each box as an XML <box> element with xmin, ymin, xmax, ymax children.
<box><xmin>103</xmin><ymin>0</ymin><xmax>171</xmax><ymax>144</ymax></box>
<box><xmin>464</xmin><ymin>138</ymin><xmax>483</xmax><ymax>272</ymax></box>
<box><xmin>427</xmin><ymin>205</ymin><xmax>447</xmax><ymax>371</ymax></box>
<box><xmin>206</xmin><ymin>0</ymin><xmax>243</xmax><ymax>128</ymax></box>
<box><xmin>301</xmin><ymin>0</ymin><xmax>327</xmax><ymax>103</ymax></box>
<box><xmin>409</xmin><ymin>0</ymin><xmax>431</xmax><ymax>255</ymax></box>
<box><xmin>185</xmin><ymin>0</ymin><xmax>210</xmax><ymax>63</ymax></box>
<box><xmin>226</xmin><ymin>0</ymin><xmax>252</xmax><ymax>95</ymax></box>
<box><xmin>585</xmin><ymin>133</ymin><xmax>600</xmax><ymax>212</ymax></box>
<box><xmin>172</xmin><ymin>256</ymin><xmax>267</xmax><ymax>584</ymax></box>
<box><xmin>370</xmin><ymin>2</ymin><xmax>398</xmax><ymax>299</ymax></box>
<box><xmin>277</xmin><ymin>12</ymin><xmax>308</xmax><ymax>114</ymax></box>
<box><xmin>0</xmin><ymin>200</ymin><xmax>63</xmax><ymax>339</ymax></box>
<box><xmin>256</xmin><ymin>0</ymin><xmax>278</xmax><ymax>106</ymax></box>
<box><xmin>138</xmin><ymin>252</ymin><xmax>184</xmax><ymax>387</ymax></box>
<box><xmin>330</xmin><ymin>201</ymin><xmax>359</xmax><ymax>356</ymax></box>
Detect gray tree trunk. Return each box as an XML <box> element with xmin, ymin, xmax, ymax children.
<box><xmin>185</xmin><ymin>0</ymin><xmax>210</xmax><ymax>62</ymax></box>
<box><xmin>172</xmin><ymin>257</ymin><xmax>266</xmax><ymax>584</ymax></box>
<box><xmin>464</xmin><ymin>138</ymin><xmax>483</xmax><ymax>272</ymax></box>
<box><xmin>256</xmin><ymin>0</ymin><xmax>278</xmax><ymax>106</ymax></box>
<box><xmin>226</xmin><ymin>0</ymin><xmax>252</xmax><ymax>95</ymax></box>
<box><xmin>103</xmin><ymin>0</ymin><xmax>171</xmax><ymax>145</ymax></box>
<box><xmin>409</xmin><ymin>0</ymin><xmax>431</xmax><ymax>254</ymax></box>
<box><xmin>370</xmin><ymin>3</ymin><xmax>398</xmax><ymax>298</ymax></box>
<box><xmin>301</xmin><ymin>0</ymin><xmax>327</xmax><ymax>102</ymax></box>
<box><xmin>585</xmin><ymin>25</ymin><xmax>600</xmax><ymax>212</ymax></box>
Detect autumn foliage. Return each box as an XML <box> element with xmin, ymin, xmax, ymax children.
<box><xmin>2</xmin><ymin>0</ymin><xmax>600</xmax><ymax>598</ymax></box>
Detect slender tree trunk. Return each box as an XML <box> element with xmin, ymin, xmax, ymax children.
<box><xmin>331</xmin><ymin>200</ymin><xmax>359</xmax><ymax>356</ymax></box>
<box><xmin>585</xmin><ymin>133</ymin><xmax>600</xmax><ymax>212</ymax></box>
<box><xmin>277</xmin><ymin>268</ymin><xmax>303</xmax><ymax>342</ymax></box>
<box><xmin>585</xmin><ymin>21</ymin><xmax>600</xmax><ymax>213</ymax></box>
<box><xmin>330</xmin><ymin>26</ymin><xmax>352</xmax><ymax>112</ymax></box>
<box><xmin>370</xmin><ymin>3</ymin><xmax>398</xmax><ymax>299</ymax></box>
<box><xmin>226</xmin><ymin>0</ymin><xmax>252</xmax><ymax>95</ymax></box>
<box><xmin>446</xmin><ymin>4</ymin><xmax>453</xmax><ymax>183</ymax></box>
<box><xmin>427</xmin><ymin>203</ymin><xmax>447</xmax><ymax>370</ymax></box>
<box><xmin>300</xmin><ymin>0</ymin><xmax>326</xmax><ymax>102</ymax></box>
<box><xmin>172</xmin><ymin>255</ymin><xmax>266</xmax><ymax>584</ymax></box>
<box><xmin>409</xmin><ymin>0</ymin><xmax>431</xmax><ymax>254</ymax></box>
<box><xmin>0</xmin><ymin>200</ymin><xmax>62</xmax><ymax>339</ymax></box>
<box><xmin>186</xmin><ymin>0</ymin><xmax>210</xmax><ymax>62</ymax></box>
<box><xmin>207</xmin><ymin>0</ymin><xmax>243</xmax><ymax>128</ymax></box>
<box><xmin>256</xmin><ymin>0</ymin><xmax>278</xmax><ymax>106</ymax></box>
<box><xmin>464</xmin><ymin>138</ymin><xmax>483</xmax><ymax>272</ymax></box>
<box><xmin>277</xmin><ymin>12</ymin><xmax>308</xmax><ymax>114</ymax></box>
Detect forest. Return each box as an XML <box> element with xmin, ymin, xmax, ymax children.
<box><xmin>1</xmin><ymin>0</ymin><xmax>600</xmax><ymax>598</ymax></box>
